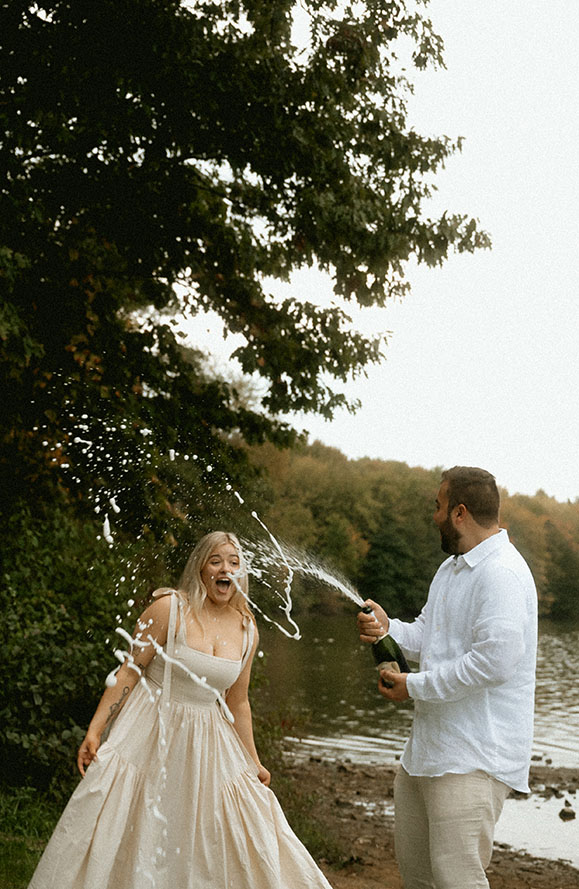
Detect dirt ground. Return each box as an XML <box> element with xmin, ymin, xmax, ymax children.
<box><xmin>287</xmin><ymin>759</ymin><xmax>579</xmax><ymax>889</ymax></box>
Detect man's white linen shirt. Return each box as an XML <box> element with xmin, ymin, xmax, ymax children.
<box><xmin>388</xmin><ymin>529</ymin><xmax>537</xmax><ymax>792</ymax></box>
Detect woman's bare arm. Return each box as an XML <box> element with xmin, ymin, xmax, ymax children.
<box><xmin>77</xmin><ymin>595</ymin><xmax>171</xmax><ymax>776</ymax></box>
<box><xmin>225</xmin><ymin>626</ymin><xmax>270</xmax><ymax>786</ymax></box>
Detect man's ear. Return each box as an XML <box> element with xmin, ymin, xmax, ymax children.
<box><xmin>454</xmin><ymin>503</ymin><xmax>467</xmax><ymax>522</ymax></box>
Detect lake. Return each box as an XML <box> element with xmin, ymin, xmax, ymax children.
<box><xmin>258</xmin><ymin>614</ymin><xmax>579</xmax><ymax>768</ymax></box>
<box><xmin>258</xmin><ymin>613</ymin><xmax>579</xmax><ymax>867</ymax></box>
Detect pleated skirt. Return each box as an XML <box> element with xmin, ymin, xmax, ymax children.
<box><xmin>28</xmin><ymin>682</ymin><xmax>332</xmax><ymax>889</ymax></box>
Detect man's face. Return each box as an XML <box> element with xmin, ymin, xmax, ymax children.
<box><xmin>434</xmin><ymin>482</ymin><xmax>462</xmax><ymax>555</ymax></box>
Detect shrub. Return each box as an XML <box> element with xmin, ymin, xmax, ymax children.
<box><xmin>0</xmin><ymin>504</ymin><xmax>159</xmax><ymax>796</ymax></box>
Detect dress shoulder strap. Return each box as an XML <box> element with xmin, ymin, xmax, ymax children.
<box><xmin>240</xmin><ymin>616</ymin><xmax>256</xmax><ymax>672</ymax></box>
<box><xmin>175</xmin><ymin>599</ymin><xmax>188</xmax><ymax>645</ymax></box>
<box><xmin>161</xmin><ymin>592</ymin><xmax>178</xmax><ymax>709</ymax></box>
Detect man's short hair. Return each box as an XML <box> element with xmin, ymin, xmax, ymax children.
<box><xmin>441</xmin><ymin>466</ymin><xmax>500</xmax><ymax>528</ymax></box>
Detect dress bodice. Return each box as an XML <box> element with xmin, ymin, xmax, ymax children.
<box><xmin>144</xmin><ymin>594</ymin><xmax>252</xmax><ymax>707</ymax></box>
<box><xmin>146</xmin><ymin>642</ymin><xmax>243</xmax><ymax>706</ymax></box>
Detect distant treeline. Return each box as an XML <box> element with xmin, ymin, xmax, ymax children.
<box><xmin>2</xmin><ymin>437</ymin><xmax>578</xmax><ymax>795</ymax></box>
<box><xmin>250</xmin><ymin>441</ymin><xmax>579</xmax><ymax>622</ymax></box>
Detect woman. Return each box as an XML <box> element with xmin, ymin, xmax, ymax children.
<box><xmin>29</xmin><ymin>531</ymin><xmax>333</xmax><ymax>889</ymax></box>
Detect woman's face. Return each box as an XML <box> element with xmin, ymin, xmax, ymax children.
<box><xmin>201</xmin><ymin>542</ymin><xmax>242</xmax><ymax>607</ymax></box>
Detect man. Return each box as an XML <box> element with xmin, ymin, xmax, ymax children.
<box><xmin>358</xmin><ymin>466</ymin><xmax>537</xmax><ymax>889</ymax></box>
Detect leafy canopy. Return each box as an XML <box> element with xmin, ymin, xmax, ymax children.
<box><xmin>1</xmin><ymin>0</ymin><xmax>489</xmax><ymax>506</ymax></box>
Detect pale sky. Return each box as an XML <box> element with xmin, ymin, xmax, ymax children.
<box><xmin>183</xmin><ymin>1</ymin><xmax>579</xmax><ymax>503</ymax></box>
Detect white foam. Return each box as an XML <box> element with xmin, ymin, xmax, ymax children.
<box><xmin>103</xmin><ymin>514</ymin><xmax>114</xmax><ymax>544</ymax></box>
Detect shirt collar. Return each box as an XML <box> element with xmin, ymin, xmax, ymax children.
<box><xmin>455</xmin><ymin>528</ymin><xmax>509</xmax><ymax>569</ymax></box>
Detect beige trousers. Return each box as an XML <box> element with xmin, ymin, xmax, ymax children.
<box><xmin>393</xmin><ymin>766</ymin><xmax>510</xmax><ymax>889</ymax></box>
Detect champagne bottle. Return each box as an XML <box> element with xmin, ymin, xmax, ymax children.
<box><xmin>361</xmin><ymin>605</ymin><xmax>410</xmax><ymax>688</ymax></box>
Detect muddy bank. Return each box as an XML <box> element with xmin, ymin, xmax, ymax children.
<box><xmin>284</xmin><ymin>758</ymin><xmax>579</xmax><ymax>889</ymax></box>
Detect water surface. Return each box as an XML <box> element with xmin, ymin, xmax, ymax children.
<box><xmin>259</xmin><ymin>614</ymin><xmax>579</xmax><ymax>768</ymax></box>
<box><xmin>258</xmin><ymin>613</ymin><xmax>579</xmax><ymax>866</ymax></box>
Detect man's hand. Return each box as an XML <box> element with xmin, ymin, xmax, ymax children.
<box><xmin>357</xmin><ymin>599</ymin><xmax>389</xmax><ymax>643</ymax></box>
<box><xmin>378</xmin><ymin>670</ymin><xmax>410</xmax><ymax>702</ymax></box>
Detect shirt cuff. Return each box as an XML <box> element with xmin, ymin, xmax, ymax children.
<box><xmin>405</xmin><ymin>672</ymin><xmax>422</xmax><ymax>700</ymax></box>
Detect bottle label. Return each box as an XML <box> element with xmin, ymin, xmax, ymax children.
<box><xmin>376</xmin><ymin>660</ymin><xmax>401</xmax><ymax>674</ymax></box>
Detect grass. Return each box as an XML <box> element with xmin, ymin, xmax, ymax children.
<box><xmin>252</xmin><ymin>694</ymin><xmax>349</xmax><ymax>866</ymax></box>
<box><xmin>0</xmin><ymin>837</ymin><xmax>42</xmax><ymax>889</ymax></box>
<box><xmin>0</xmin><ymin>742</ymin><xmax>347</xmax><ymax>887</ymax></box>
<box><xmin>273</xmin><ymin>771</ymin><xmax>348</xmax><ymax>867</ymax></box>
<box><xmin>0</xmin><ymin>785</ymin><xmax>61</xmax><ymax>889</ymax></box>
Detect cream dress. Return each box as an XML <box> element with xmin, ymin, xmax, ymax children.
<box><xmin>29</xmin><ymin>594</ymin><xmax>333</xmax><ymax>889</ymax></box>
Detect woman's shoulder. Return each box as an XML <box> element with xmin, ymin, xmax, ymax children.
<box><xmin>229</xmin><ymin>606</ymin><xmax>257</xmax><ymax>642</ymax></box>
<box><xmin>239</xmin><ymin>610</ymin><xmax>258</xmax><ymax>648</ymax></box>
<box><xmin>140</xmin><ymin>590</ymin><xmax>177</xmax><ymax>623</ymax></box>
<box><xmin>235</xmin><ymin>605</ymin><xmax>256</xmax><ymax>626</ymax></box>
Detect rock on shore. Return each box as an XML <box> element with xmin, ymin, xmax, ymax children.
<box><xmin>285</xmin><ymin>758</ymin><xmax>579</xmax><ymax>889</ymax></box>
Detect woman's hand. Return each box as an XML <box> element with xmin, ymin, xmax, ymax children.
<box><xmin>77</xmin><ymin>730</ymin><xmax>101</xmax><ymax>777</ymax></box>
<box><xmin>357</xmin><ymin>599</ymin><xmax>389</xmax><ymax>642</ymax></box>
<box><xmin>257</xmin><ymin>764</ymin><xmax>271</xmax><ymax>787</ymax></box>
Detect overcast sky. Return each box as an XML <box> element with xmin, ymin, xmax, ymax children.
<box><xmin>185</xmin><ymin>1</ymin><xmax>579</xmax><ymax>503</ymax></box>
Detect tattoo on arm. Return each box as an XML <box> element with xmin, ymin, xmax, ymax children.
<box><xmin>105</xmin><ymin>685</ymin><xmax>130</xmax><ymax>728</ymax></box>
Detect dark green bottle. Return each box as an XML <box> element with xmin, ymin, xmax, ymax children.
<box><xmin>362</xmin><ymin>605</ymin><xmax>410</xmax><ymax>687</ymax></box>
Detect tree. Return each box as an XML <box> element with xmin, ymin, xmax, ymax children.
<box><xmin>1</xmin><ymin>0</ymin><xmax>489</xmax><ymax>512</ymax></box>
<box><xmin>357</xmin><ymin>468</ymin><xmax>442</xmax><ymax>617</ymax></box>
<box><xmin>358</xmin><ymin>495</ymin><xmax>417</xmax><ymax>614</ymax></box>
<box><xmin>544</xmin><ymin>520</ymin><xmax>579</xmax><ymax>621</ymax></box>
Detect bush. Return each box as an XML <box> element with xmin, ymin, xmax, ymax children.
<box><xmin>0</xmin><ymin>504</ymin><xmax>304</xmax><ymax>784</ymax></box>
<box><xmin>0</xmin><ymin>503</ymin><xmax>163</xmax><ymax>796</ymax></box>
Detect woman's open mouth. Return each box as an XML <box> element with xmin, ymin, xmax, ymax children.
<box><xmin>215</xmin><ymin>578</ymin><xmax>232</xmax><ymax>592</ymax></box>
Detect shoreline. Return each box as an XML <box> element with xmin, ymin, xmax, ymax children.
<box><xmin>284</xmin><ymin>759</ymin><xmax>579</xmax><ymax>889</ymax></box>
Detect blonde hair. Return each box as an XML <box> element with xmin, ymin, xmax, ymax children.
<box><xmin>177</xmin><ymin>531</ymin><xmax>252</xmax><ymax>622</ymax></box>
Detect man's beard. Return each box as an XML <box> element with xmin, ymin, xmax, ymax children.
<box><xmin>439</xmin><ymin>514</ymin><xmax>461</xmax><ymax>555</ymax></box>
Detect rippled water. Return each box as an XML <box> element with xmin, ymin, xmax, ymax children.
<box><xmin>258</xmin><ymin>615</ymin><xmax>579</xmax><ymax>768</ymax></box>
<box><xmin>532</xmin><ymin>622</ymin><xmax>579</xmax><ymax>766</ymax></box>
<box><xmin>258</xmin><ymin>614</ymin><xmax>579</xmax><ymax>865</ymax></box>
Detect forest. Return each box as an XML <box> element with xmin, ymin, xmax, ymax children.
<box><xmin>1</xmin><ymin>0</ymin><xmax>494</xmax><ymax>797</ymax></box>
<box><xmin>251</xmin><ymin>441</ymin><xmax>579</xmax><ymax>620</ymax></box>
<box><xmin>2</xmin><ymin>434</ymin><xmax>578</xmax><ymax>802</ymax></box>
<box><xmin>1</xmin><ymin>3</ymin><xmax>578</xmax><ymax>883</ymax></box>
